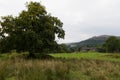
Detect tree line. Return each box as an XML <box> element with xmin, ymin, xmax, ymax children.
<box><xmin>99</xmin><ymin>36</ymin><xmax>120</xmax><ymax>53</ymax></box>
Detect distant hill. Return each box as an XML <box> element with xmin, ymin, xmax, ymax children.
<box><xmin>66</xmin><ymin>35</ymin><xmax>119</xmax><ymax>49</ymax></box>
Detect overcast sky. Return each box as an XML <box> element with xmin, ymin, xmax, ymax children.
<box><xmin>0</xmin><ymin>0</ymin><xmax>120</xmax><ymax>43</ymax></box>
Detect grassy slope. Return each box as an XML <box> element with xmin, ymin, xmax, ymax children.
<box><xmin>50</xmin><ymin>52</ymin><xmax>120</xmax><ymax>62</ymax></box>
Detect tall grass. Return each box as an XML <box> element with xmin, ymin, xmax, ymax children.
<box><xmin>0</xmin><ymin>58</ymin><xmax>120</xmax><ymax>80</ymax></box>
<box><xmin>0</xmin><ymin>59</ymin><xmax>70</xmax><ymax>80</ymax></box>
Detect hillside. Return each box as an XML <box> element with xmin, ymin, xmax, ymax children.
<box><xmin>66</xmin><ymin>35</ymin><xmax>117</xmax><ymax>49</ymax></box>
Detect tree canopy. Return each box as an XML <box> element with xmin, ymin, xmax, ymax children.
<box><xmin>0</xmin><ymin>2</ymin><xmax>65</xmax><ymax>54</ymax></box>
<box><xmin>104</xmin><ymin>36</ymin><xmax>120</xmax><ymax>53</ymax></box>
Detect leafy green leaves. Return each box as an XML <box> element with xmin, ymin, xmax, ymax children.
<box><xmin>0</xmin><ymin>1</ymin><xmax>65</xmax><ymax>54</ymax></box>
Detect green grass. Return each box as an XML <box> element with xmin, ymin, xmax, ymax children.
<box><xmin>50</xmin><ymin>52</ymin><xmax>120</xmax><ymax>62</ymax></box>
<box><xmin>0</xmin><ymin>52</ymin><xmax>120</xmax><ymax>80</ymax></box>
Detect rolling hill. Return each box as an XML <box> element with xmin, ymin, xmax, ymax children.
<box><xmin>66</xmin><ymin>35</ymin><xmax>116</xmax><ymax>49</ymax></box>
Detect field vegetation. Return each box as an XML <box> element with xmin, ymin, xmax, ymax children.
<box><xmin>0</xmin><ymin>52</ymin><xmax>120</xmax><ymax>80</ymax></box>
<box><xmin>51</xmin><ymin>52</ymin><xmax>120</xmax><ymax>62</ymax></box>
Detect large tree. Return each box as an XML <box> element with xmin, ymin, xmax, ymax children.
<box><xmin>0</xmin><ymin>2</ymin><xmax>65</xmax><ymax>55</ymax></box>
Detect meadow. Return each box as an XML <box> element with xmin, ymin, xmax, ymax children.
<box><xmin>50</xmin><ymin>52</ymin><xmax>120</xmax><ymax>62</ymax></box>
<box><xmin>0</xmin><ymin>52</ymin><xmax>120</xmax><ymax>80</ymax></box>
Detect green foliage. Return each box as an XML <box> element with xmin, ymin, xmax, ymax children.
<box><xmin>0</xmin><ymin>2</ymin><xmax>65</xmax><ymax>55</ymax></box>
<box><xmin>104</xmin><ymin>36</ymin><xmax>120</xmax><ymax>53</ymax></box>
<box><xmin>57</xmin><ymin>44</ymin><xmax>69</xmax><ymax>53</ymax></box>
<box><xmin>97</xmin><ymin>45</ymin><xmax>106</xmax><ymax>52</ymax></box>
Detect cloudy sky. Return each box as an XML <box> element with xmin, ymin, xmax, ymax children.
<box><xmin>0</xmin><ymin>0</ymin><xmax>120</xmax><ymax>43</ymax></box>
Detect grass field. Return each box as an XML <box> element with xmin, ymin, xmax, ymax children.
<box><xmin>50</xmin><ymin>52</ymin><xmax>120</xmax><ymax>62</ymax></box>
<box><xmin>0</xmin><ymin>52</ymin><xmax>120</xmax><ymax>80</ymax></box>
